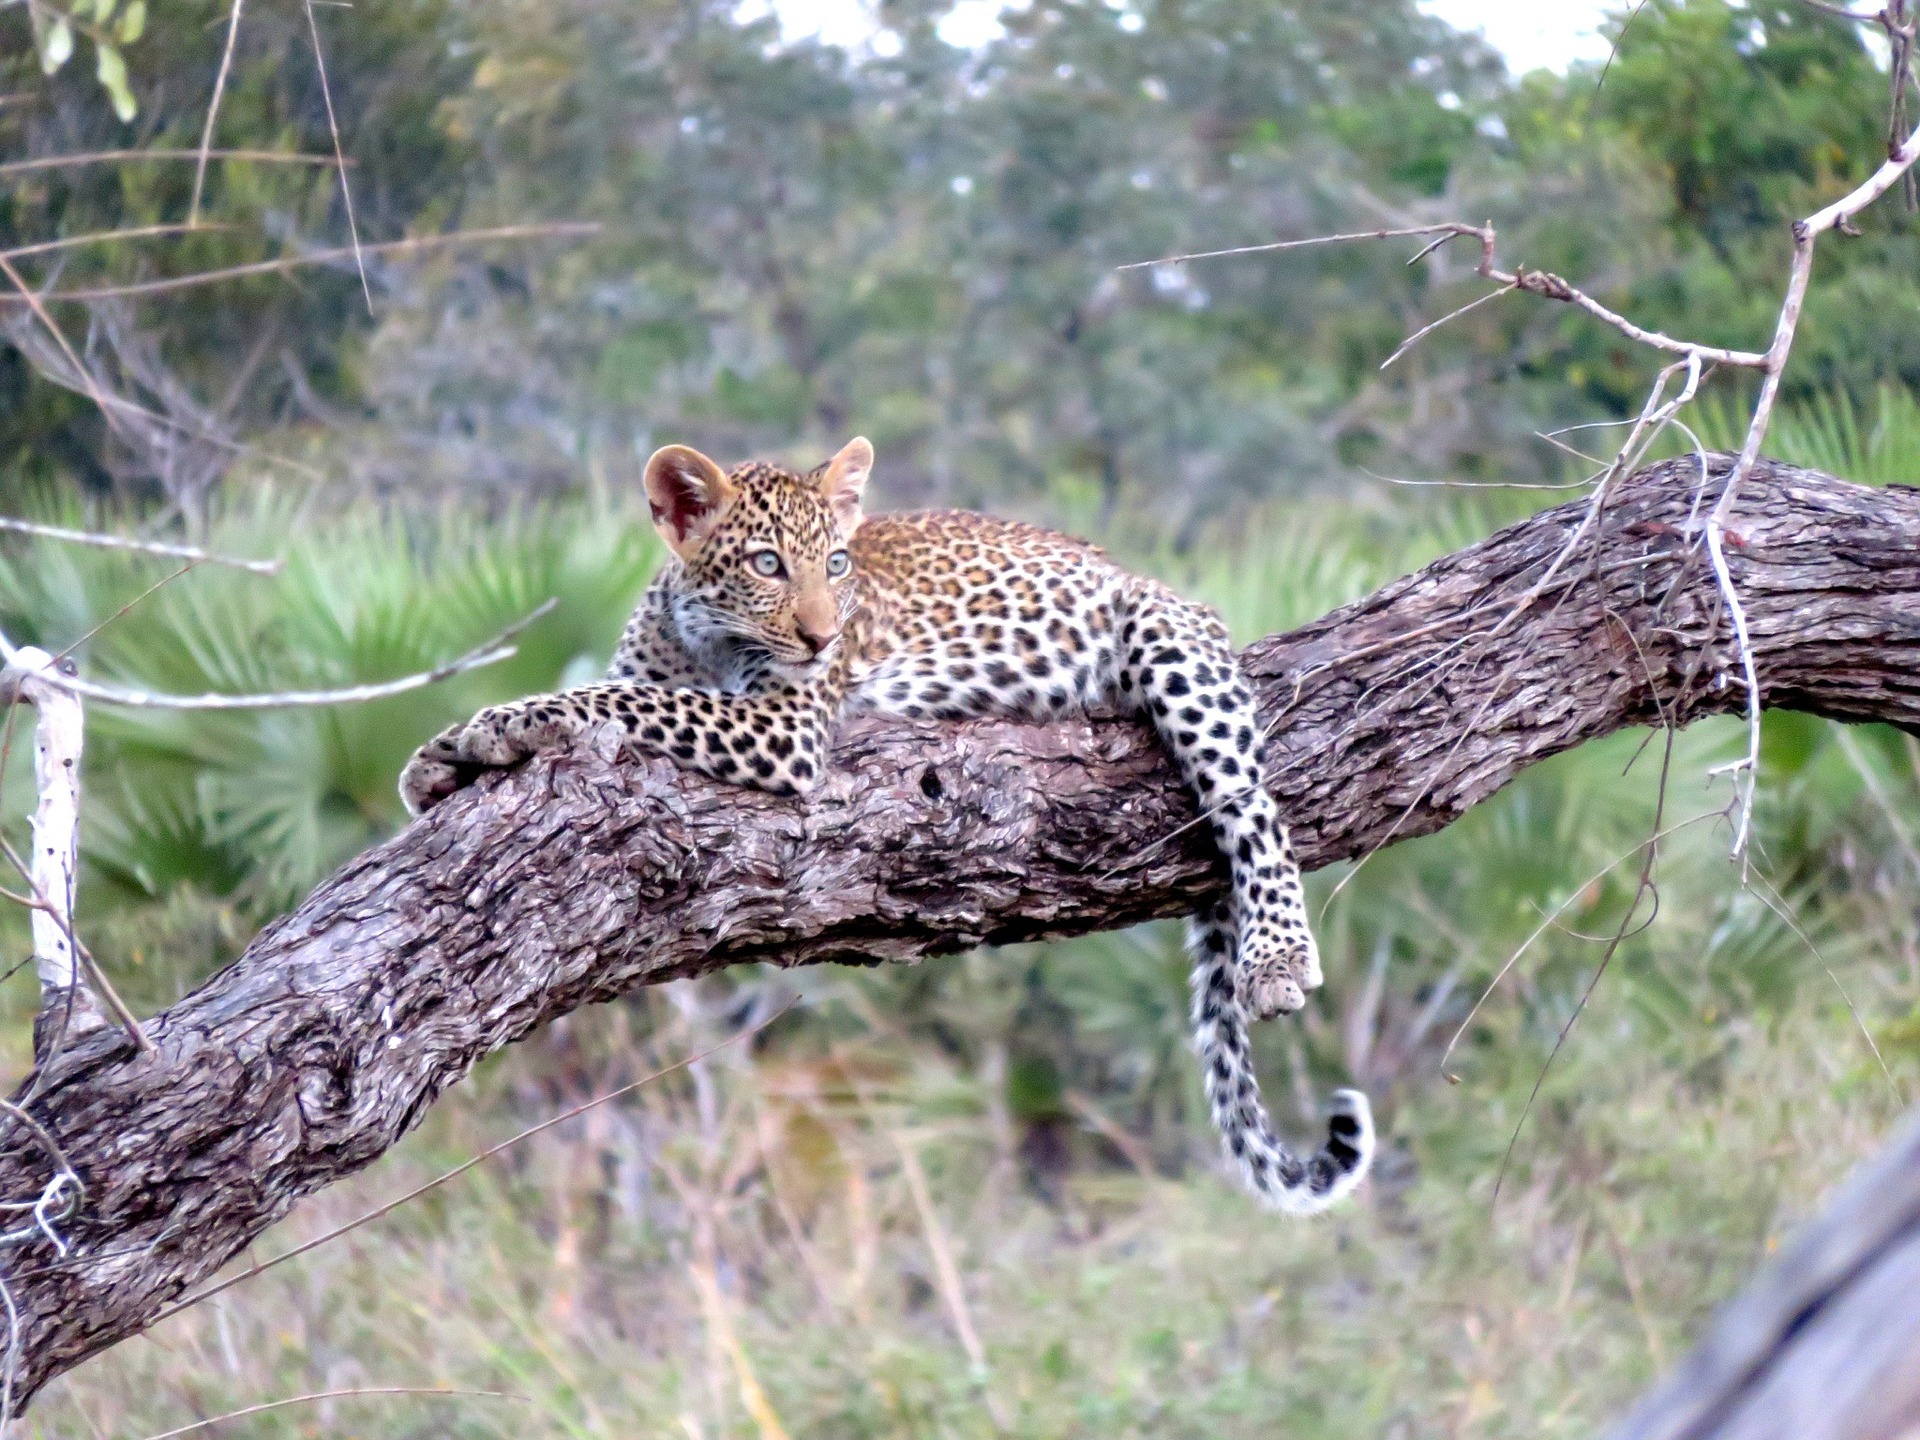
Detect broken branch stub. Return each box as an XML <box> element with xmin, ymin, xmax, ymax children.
<box><xmin>0</xmin><ymin>647</ymin><xmax>103</xmax><ymax>1057</ymax></box>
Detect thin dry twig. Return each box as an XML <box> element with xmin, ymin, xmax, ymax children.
<box><xmin>0</xmin><ymin>225</ymin><xmax>601</xmax><ymax>306</ymax></box>
<box><xmin>0</xmin><ymin>224</ymin><xmax>226</xmax><ymax>263</ymax></box>
<box><xmin>0</xmin><ymin>598</ymin><xmax>556</xmax><ymax>711</ymax></box>
<box><xmin>299</xmin><ymin>0</ymin><xmax>369</xmax><ymax>311</ymax></box>
<box><xmin>189</xmin><ymin>0</ymin><xmax>248</xmax><ymax>227</ymax></box>
<box><xmin>0</xmin><ymin>253</ymin><xmax>123</xmax><ymax>439</ymax></box>
<box><xmin>1492</xmin><ymin>727</ymin><xmax>1679</xmax><ymax>1208</ymax></box>
<box><xmin>148</xmin><ymin>1001</ymin><xmax>794</xmax><ymax>1324</ymax></box>
<box><xmin>135</xmin><ymin>1387</ymin><xmax>528</xmax><ymax>1440</ymax></box>
<box><xmin>894</xmin><ymin>1131</ymin><xmax>1012</xmax><ymax>1434</ymax></box>
<box><xmin>0</xmin><ymin>830</ymin><xmax>148</xmax><ymax>1052</ymax></box>
<box><xmin>1118</xmin><ymin>223</ymin><xmax>1488</xmax><ymax>270</ymax></box>
<box><xmin>55</xmin><ymin>563</ymin><xmax>200</xmax><ymax>662</ymax></box>
<box><xmin>1741</xmin><ymin>865</ymin><xmax>1900</xmax><ymax>1100</ymax></box>
<box><xmin>0</xmin><ymin>148</ymin><xmax>342</xmax><ymax>180</ymax></box>
<box><xmin>0</xmin><ymin>518</ymin><xmax>280</xmax><ymax>575</ymax></box>
<box><xmin>1378</xmin><ymin>283</ymin><xmax>1512</xmax><ymax>371</ymax></box>
<box><xmin>1438</xmin><ymin>810</ymin><xmax>1725</xmax><ymax>1080</ymax></box>
<box><xmin>1130</xmin><ymin>223</ymin><xmax>1770</xmax><ymax>366</ymax></box>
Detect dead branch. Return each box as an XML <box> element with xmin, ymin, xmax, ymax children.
<box><xmin>0</xmin><ymin>518</ymin><xmax>280</xmax><ymax>575</ymax></box>
<box><xmin>0</xmin><ymin>456</ymin><xmax>1911</xmax><ymax>1410</ymax></box>
<box><xmin>0</xmin><ymin>598</ymin><xmax>555</xmax><ymax>711</ymax></box>
<box><xmin>0</xmin><ymin>225</ymin><xmax>225</xmax><ymax>263</ymax></box>
<box><xmin>0</xmin><ymin>225</ymin><xmax>602</xmax><ymax>306</ymax></box>
<box><xmin>189</xmin><ymin>0</ymin><xmax>249</xmax><ymax>227</ymax></box>
<box><xmin>298</xmin><ymin>0</ymin><xmax>369</xmax><ymax>311</ymax></box>
<box><xmin>0</xmin><ymin>149</ymin><xmax>345</xmax><ymax>180</ymax></box>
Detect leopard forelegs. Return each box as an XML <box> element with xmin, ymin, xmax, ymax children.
<box><xmin>400</xmin><ymin>677</ymin><xmax>841</xmax><ymax>816</ymax></box>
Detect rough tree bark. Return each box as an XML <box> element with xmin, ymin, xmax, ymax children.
<box><xmin>2</xmin><ymin>456</ymin><xmax>1918</xmax><ymax>1409</ymax></box>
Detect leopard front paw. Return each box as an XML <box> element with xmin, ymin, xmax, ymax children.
<box><xmin>397</xmin><ymin>709</ymin><xmax>541</xmax><ymax>817</ymax></box>
<box><xmin>399</xmin><ymin>753</ymin><xmax>462</xmax><ymax>816</ymax></box>
<box><xmin>457</xmin><ymin>705</ymin><xmax>540</xmax><ymax>767</ymax></box>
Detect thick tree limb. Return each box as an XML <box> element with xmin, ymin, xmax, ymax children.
<box><xmin>1</xmin><ymin>456</ymin><xmax>1917</xmax><ymax>1407</ymax></box>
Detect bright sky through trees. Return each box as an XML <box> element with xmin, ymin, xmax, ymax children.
<box><xmin>759</xmin><ymin>0</ymin><xmax>1619</xmax><ymax>74</ymax></box>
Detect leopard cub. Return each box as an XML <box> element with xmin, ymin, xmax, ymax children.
<box><xmin>403</xmin><ymin>438</ymin><xmax>1373</xmax><ymax>1212</ymax></box>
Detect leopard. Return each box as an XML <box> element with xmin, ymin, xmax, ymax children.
<box><xmin>401</xmin><ymin>437</ymin><xmax>1374</xmax><ymax>1213</ymax></box>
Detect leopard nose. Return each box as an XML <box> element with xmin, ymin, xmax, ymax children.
<box><xmin>797</xmin><ymin>622</ymin><xmax>838</xmax><ymax>655</ymax></box>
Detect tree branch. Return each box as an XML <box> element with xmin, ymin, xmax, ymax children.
<box><xmin>0</xmin><ymin>457</ymin><xmax>1916</xmax><ymax>1409</ymax></box>
<box><xmin>1604</xmin><ymin>1109</ymin><xmax>1920</xmax><ymax>1440</ymax></box>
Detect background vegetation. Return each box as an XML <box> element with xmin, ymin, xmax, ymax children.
<box><xmin>2</xmin><ymin>0</ymin><xmax>1919</xmax><ymax>1434</ymax></box>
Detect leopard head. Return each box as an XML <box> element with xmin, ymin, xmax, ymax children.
<box><xmin>643</xmin><ymin>436</ymin><xmax>871</xmax><ymax>672</ymax></box>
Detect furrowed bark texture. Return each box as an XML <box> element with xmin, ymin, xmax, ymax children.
<box><xmin>4</xmin><ymin>456</ymin><xmax>1919</xmax><ymax>1405</ymax></box>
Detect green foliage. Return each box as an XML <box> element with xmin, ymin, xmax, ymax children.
<box><xmin>0</xmin><ymin>0</ymin><xmax>477</xmax><ymax>496</ymax></box>
<box><xmin>1593</xmin><ymin>1</ymin><xmax>1884</xmax><ymax>242</ymax></box>
<box><xmin>26</xmin><ymin>0</ymin><xmax>143</xmax><ymax>120</ymax></box>
<box><xmin>0</xmin><ymin>487</ymin><xmax>659</xmax><ymax>942</ymax></box>
<box><xmin>1691</xmin><ymin>382</ymin><xmax>1920</xmax><ymax>485</ymax></box>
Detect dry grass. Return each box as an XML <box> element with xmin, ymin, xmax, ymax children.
<box><xmin>30</xmin><ymin>942</ymin><xmax>1915</xmax><ymax>1439</ymax></box>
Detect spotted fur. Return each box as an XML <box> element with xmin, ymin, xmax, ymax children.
<box><xmin>402</xmin><ymin>438</ymin><xmax>1373</xmax><ymax>1212</ymax></box>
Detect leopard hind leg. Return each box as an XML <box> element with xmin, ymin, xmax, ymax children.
<box><xmin>1115</xmin><ymin>578</ymin><xmax>1320</xmax><ymax>1017</ymax></box>
<box><xmin>1189</xmin><ymin>902</ymin><xmax>1373</xmax><ymax>1212</ymax></box>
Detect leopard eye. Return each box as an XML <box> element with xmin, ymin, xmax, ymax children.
<box><xmin>749</xmin><ymin>550</ymin><xmax>786</xmax><ymax>580</ymax></box>
<box><xmin>825</xmin><ymin>549</ymin><xmax>852</xmax><ymax>579</ymax></box>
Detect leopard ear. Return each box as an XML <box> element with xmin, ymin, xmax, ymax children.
<box><xmin>644</xmin><ymin>445</ymin><xmax>734</xmax><ymax>557</ymax></box>
<box><xmin>818</xmin><ymin>436</ymin><xmax>872</xmax><ymax>535</ymax></box>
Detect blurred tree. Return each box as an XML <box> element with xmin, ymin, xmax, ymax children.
<box><xmin>1508</xmin><ymin>0</ymin><xmax>1920</xmax><ymax>411</ymax></box>
<box><xmin>351</xmin><ymin>0</ymin><xmax>1514</xmax><ymax>522</ymax></box>
<box><xmin>0</xmin><ymin>0</ymin><xmax>477</xmax><ymax>508</ymax></box>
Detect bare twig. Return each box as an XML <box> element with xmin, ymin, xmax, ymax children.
<box><xmin>299</xmin><ymin>0</ymin><xmax>369</xmax><ymax>311</ymax></box>
<box><xmin>0</xmin><ymin>149</ymin><xmax>342</xmax><ymax>180</ymax></box>
<box><xmin>1126</xmin><ymin>223</ymin><xmax>1768</xmax><ymax>365</ymax></box>
<box><xmin>0</xmin><ymin>225</ymin><xmax>601</xmax><ymax>305</ymax></box>
<box><xmin>1492</xmin><ymin>727</ymin><xmax>1678</xmax><ymax>1208</ymax></box>
<box><xmin>894</xmin><ymin>1132</ymin><xmax>1011</xmax><ymax>1434</ymax></box>
<box><xmin>1118</xmin><ymin>223</ymin><xmax>1487</xmax><ymax>270</ymax></box>
<box><xmin>0</xmin><ymin>254</ymin><xmax>123</xmax><ymax>438</ymax></box>
<box><xmin>136</xmin><ymin>1387</ymin><xmax>528</xmax><ymax>1440</ymax></box>
<box><xmin>149</xmin><ymin>1001</ymin><xmax>793</xmax><ymax>1324</ymax></box>
<box><xmin>1439</xmin><ymin>811</ymin><xmax>1724</xmax><ymax>1079</ymax></box>
<box><xmin>1591</xmin><ymin>0</ymin><xmax>1653</xmax><ymax>107</ymax></box>
<box><xmin>0</xmin><ymin>598</ymin><xmax>556</xmax><ymax>711</ymax></box>
<box><xmin>0</xmin><ymin>518</ymin><xmax>280</xmax><ymax>575</ymax></box>
<box><xmin>1740</xmin><ymin>866</ymin><xmax>1899</xmax><ymax>1100</ymax></box>
<box><xmin>1378</xmin><ymin>284</ymin><xmax>1513</xmax><ymax>371</ymax></box>
<box><xmin>0</xmin><ymin>224</ymin><xmax>226</xmax><ymax>263</ymax></box>
<box><xmin>189</xmin><ymin>0</ymin><xmax>248</xmax><ymax>227</ymax></box>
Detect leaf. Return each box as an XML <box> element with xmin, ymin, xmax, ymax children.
<box><xmin>40</xmin><ymin>17</ymin><xmax>74</xmax><ymax>75</ymax></box>
<box><xmin>114</xmin><ymin>0</ymin><xmax>144</xmax><ymax>43</ymax></box>
<box><xmin>95</xmin><ymin>39</ymin><xmax>136</xmax><ymax>122</ymax></box>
